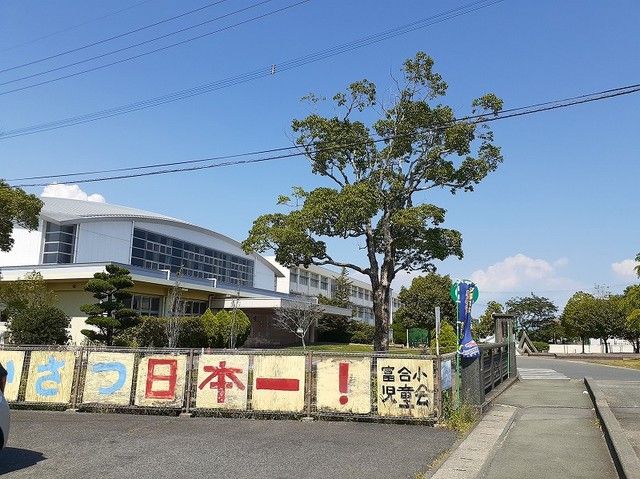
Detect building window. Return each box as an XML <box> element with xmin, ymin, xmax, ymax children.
<box><xmin>290</xmin><ymin>268</ymin><xmax>298</xmax><ymax>283</ymax></box>
<box><xmin>358</xmin><ymin>288</ymin><xmax>364</xmax><ymax>300</ymax></box>
<box><xmin>178</xmin><ymin>299</ymin><xmax>209</xmax><ymax>316</ymax></box>
<box><xmin>310</xmin><ymin>273</ymin><xmax>319</xmax><ymax>288</ymax></box>
<box><xmin>131</xmin><ymin>294</ymin><xmax>162</xmax><ymax>316</ymax></box>
<box><xmin>320</xmin><ymin>276</ymin><xmax>328</xmax><ymax>290</ymax></box>
<box><xmin>299</xmin><ymin>270</ymin><xmax>309</xmax><ymax>286</ymax></box>
<box><xmin>42</xmin><ymin>222</ymin><xmax>76</xmax><ymax>264</ymax></box>
<box><xmin>131</xmin><ymin>228</ymin><xmax>254</xmax><ymax>287</ymax></box>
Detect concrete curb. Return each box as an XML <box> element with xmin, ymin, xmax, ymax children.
<box><xmin>428</xmin><ymin>404</ymin><xmax>517</xmax><ymax>479</ymax></box>
<box><xmin>584</xmin><ymin>377</ymin><xmax>640</xmax><ymax>479</ymax></box>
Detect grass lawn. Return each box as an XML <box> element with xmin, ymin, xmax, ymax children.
<box><xmin>283</xmin><ymin>343</ymin><xmax>428</xmax><ymax>354</ymax></box>
<box><xmin>581</xmin><ymin>358</ymin><xmax>640</xmax><ymax>370</ymax></box>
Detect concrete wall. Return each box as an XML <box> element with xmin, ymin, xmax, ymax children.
<box><xmin>549</xmin><ymin>340</ymin><xmax>635</xmax><ymax>354</ymax></box>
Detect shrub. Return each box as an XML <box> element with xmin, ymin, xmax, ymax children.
<box><xmin>317</xmin><ymin>315</ymin><xmax>352</xmax><ymax>343</ymax></box>
<box><xmin>430</xmin><ymin>321</ymin><xmax>458</xmax><ymax>353</ymax></box>
<box><xmin>7</xmin><ymin>305</ymin><xmax>70</xmax><ymax>345</ymax></box>
<box><xmin>392</xmin><ymin>320</ymin><xmax>407</xmax><ymax>345</ymax></box>
<box><xmin>200</xmin><ymin>308</ymin><xmax>217</xmax><ymax>347</ymax></box>
<box><xmin>176</xmin><ymin>316</ymin><xmax>208</xmax><ymax>348</ymax></box>
<box><xmin>210</xmin><ymin>310</ymin><xmax>251</xmax><ymax>348</ymax></box>
<box><xmin>348</xmin><ymin>320</ymin><xmax>374</xmax><ymax>344</ymax></box>
<box><xmin>136</xmin><ymin>316</ymin><xmax>168</xmax><ymax>347</ymax></box>
<box><xmin>532</xmin><ymin>340</ymin><xmax>550</xmax><ymax>352</ymax></box>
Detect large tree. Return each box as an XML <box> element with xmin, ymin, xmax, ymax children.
<box><xmin>561</xmin><ymin>292</ymin><xmax>595</xmax><ymax>353</ymax></box>
<box><xmin>0</xmin><ymin>180</ymin><xmax>42</xmax><ymax>253</ymax></box>
<box><xmin>0</xmin><ymin>271</ymin><xmax>57</xmax><ymax>318</ymax></box>
<box><xmin>80</xmin><ymin>264</ymin><xmax>140</xmax><ymax>345</ymax></box>
<box><xmin>243</xmin><ymin>52</ymin><xmax>503</xmax><ymax>350</ymax></box>
<box><xmin>474</xmin><ymin>300</ymin><xmax>504</xmax><ymax>339</ymax></box>
<box><xmin>395</xmin><ymin>273</ymin><xmax>455</xmax><ymax>330</ymax></box>
<box><xmin>620</xmin><ymin>285</ymin><xmax>640</xmax><ymax>353</ymax></box>
<box><xmin>506</xmin><ymin>294</ymin><xmax>558</xmax><ymax>337</ymax></box>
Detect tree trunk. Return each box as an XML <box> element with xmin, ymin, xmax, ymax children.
<box><xmin>581</xmin><ymin>337</ymin><xmax>585</xmax><ymax>354</ymax></box>
<box><xmin>372</xmin><ymin>284</ymin><xmax>391</xmax><ymax>351</ymax></box>
<box><xmin>603</xmin><ymin>339</ymin><xmax>609</xmax><ymax>354</ymax></box>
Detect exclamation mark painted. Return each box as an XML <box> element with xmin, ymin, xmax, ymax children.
<box><xmin>339</xmin><ymin>362</ymin><xmax>349</xmax><ymax>405</ymax></box>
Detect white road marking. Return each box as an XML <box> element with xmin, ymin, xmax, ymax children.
<box><xmin>518</xmin><ymin>368</ymin><xmax>569</xmax><ymax>380</ymax></box>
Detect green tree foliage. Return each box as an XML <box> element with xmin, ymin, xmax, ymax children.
<box><xmin>200</xmin><ymin>308</ymin><xmax>218</xmax><ymax>347</ymax></box>
<box><xmin>242</xmin><ymin>52</ymin><xmax>503</xmax><ymax>350</ymax></box>
<box><xmin>8</xmin><ymin>305</ymin><xmax>69</xmax><ymax>345</ymax></box>
<box><xmin>474</xmin><ymin>301</ymin><xmax>503</xmax><ymax>339</ymax></box>
<box><xmin>561</xmin><ymin>291</ymin><xmax>625</xmax><ymax>353</ymax></box>
<box><xmin>317</xmin><ymin>314</ymin><xmax>352</xmax><ymax>343</ymax></box>
<box><xmin>0</xmin><ymin>271</ymin><xmax>58</xmax><ymax>319</ymax></box>
<box><xmin>620</xmin><ymin>285</ymin><xmax>640</xmax><ymax>353</ymax></box>
<box><xmin>176</xmin><ymin>316</ymin><xmax>208</xmax><ymax>348</ymax></box>
<box><xmin>395</xmin><ymin>273</ymin><xmax>455</xmax><ymax>330</ymax></box>
<box><xmin>430</xmin><ymin>321</ymin><xmax>457</xmax><ymax>353</ymax></box>
<box><xmin>80</xmin><ymin>264</ymin><xmax>139</xmax><ymax>346</ymax></box>
<box><xmin>0</xmin><ymin>180</ymin><xmax>42</xmax><ymax>253</ymax></box>
<box><xmin>135</xmin><ymin>316</ymin><xmax>168</xmax><ymax>347</ymax></box>
<box><xmin>209</xmin><ymin>309</ymin><xmax>251</xmax><ymax>348</ymax></box>
<box><xmin>506</xmin><ymin>294</ymin><xmax>558</xmax><ymax>338</ymax></box>
<box><xmin>347</xmin><ymin>320</ymin><xmax>375</xmax><ymax>344</ymax></box>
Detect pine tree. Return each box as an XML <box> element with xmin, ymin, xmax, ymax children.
<box><xmin>80</xmin><ymin>264</ymin><xmax>140</xmax><ymax>345</ymax></box>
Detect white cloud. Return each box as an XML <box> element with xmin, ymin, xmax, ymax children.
<box><xmin>470</xmin><ymin>253</ymin><xmax>579</xmax><ymax>293</ymax></box>
<box><xmin>611</xmin><ymin>259</ymin><xmax>639</xmax><ymax>278</ymax></box>
<box><xmin>41</xmin><ymin>184</ymin><xmax>105</xmax><ymax>203</ymax></box>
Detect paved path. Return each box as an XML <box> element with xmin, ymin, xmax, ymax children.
<box><xmin>518</xmin><ymin>355</ymin><xmax>640</xmax><ymax>380</ymax></box>
<box><xmin>0</xmin><ymin>410</ymin><xmax>456</xmax><ymax>479</ymax></box>
<box><xmin>480</xmin><ymin>380</ymin><xmax>617</xmax><ymax>479</ymax></box>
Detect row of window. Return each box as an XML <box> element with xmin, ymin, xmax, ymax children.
<box><xmin>130</xmin><ymin>294</ymin><xmax>209</xmax><ymax>317</ymax></box>
<box><xmin>290</xmin><ymin>268</ymin><xmax>333</xmax><ymax>291</ymax></box>
<box><xmin>42</xmin><ymin>222</ymin><xmax>76</xmax><ymax>264</ymax></box>
<box><xmin>131</xmin><ymin>228</ymin><xmax>254</xmax><ymax>286</ymax></box>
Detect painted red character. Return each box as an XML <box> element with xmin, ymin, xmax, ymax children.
<box><xmin>198</xmin><ymin>361</ymin><xmax>245</xmax><ymax>403</ymax></box>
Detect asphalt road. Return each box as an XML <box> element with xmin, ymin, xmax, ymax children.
<box><xmin>518</xmin><ymin>355</ymin><xmax>640</xmax><ymax>381</ymax></box>
<box><xmin>0</xmin><ymin>411</ymin><xmax>456</xmax><ymax>479</ymax></box>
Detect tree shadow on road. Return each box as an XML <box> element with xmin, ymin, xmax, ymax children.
<box><xmin>0</xmin><ymin>447</ymin><xmax>46</xmax><ymax>474</ymax></box>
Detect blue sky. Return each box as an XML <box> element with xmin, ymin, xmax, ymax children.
<box><xmin>1</xmin><ymin>0</ymin><xmax>639</xmax><ymax>311</ymax></box>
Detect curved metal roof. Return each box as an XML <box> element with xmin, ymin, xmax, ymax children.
<box><xmin>40</xmin><ymin>197</ymin><xmax>283</xmax><ymax>277</ymax></box>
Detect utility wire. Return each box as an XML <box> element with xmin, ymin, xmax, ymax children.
<box><xmin>0</xmin><ymin>0</ymin><xmax>308</xmax><ymax>96</ymax></box>
<box><xmin>0</xmin><ymin>0</ymin><xmax>231</xmax><ymax>73</ymax></box>
<box><xmin>11</xmin><ymin>82</ymin><xmax>640</xmax><ymax>188</ymax></box>
<box><xmin>0</xmin><ymin>0</ymin><xmax>277</xmax><ymax>88</ymax></box>
<box><xmin>0</xmin><ymin>0</ymin><xmax>504</xmax><ymax>140</ymax></box>
<box><xmin>0</xmin><ymin>0</ymin><xmax>156</xmax><ymax>53</ymax></box>
<box><xmin>10</xmin><ymin>82</ymin><xmax>640</xmax><ymax>183</ymax></box>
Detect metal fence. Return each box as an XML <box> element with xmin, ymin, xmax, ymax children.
<box><xmin>479</xmin><ymin>342</ymin><xmax>513</xmax><ymax>397</ymax></box>
<box><xmin>0</xmin><ymin>345</ymin><xmax>462</xmax><ymax>423</ymax></box>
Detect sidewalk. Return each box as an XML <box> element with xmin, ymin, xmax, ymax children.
<box><xmin>480</xmin><ymin>380</ymin><xmax>617</xmax><ymax>478</ymax></box>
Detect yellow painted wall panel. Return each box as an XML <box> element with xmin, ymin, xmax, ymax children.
<box><xmin>134</xmin><ymin>355</ymin><xmax>187</xmax><ymax>408</ymax></box>
<box><xmin>195</xmin><ymin>355</ymin><xmax>249</xmax><ymax>410</ymax></box>
<box><xmin>251</xmin><ymin>355</ymin><xmax>305</xmax><ymax>412</ymax></box>
<box><xmin>25</xmin><ymin>351</ymin><xmax>76</xmax><ymax>403</ymax></box>
<box><xmin>82</xmin><ymin>352</ymin><xmax>135</xmax><ymax>405</ymax></box>
<box><xmin>316</xmin><ymin>357</ymin><xmax>371</xmax><ymax>414</ymax></box>
<box><xmin>376</xmin><ymin>358</ymin><xmax>434</xmax><ymax>418</ymax></box>
<box><xmin>0</xmin><ymin>351</ymin><xmax>25</xmax><ymax>402</ymax></box>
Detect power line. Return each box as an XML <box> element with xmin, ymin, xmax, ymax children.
<box><xmin>9</xmin><ymin>82</ymin><xmax>640</xmax><ymax>183</ymax></box>
<box><xmin>0</xmin><ymin>0</ymin><xmax>308</xmax><ymax>96</ymax></box>
<box><xmin>0</xmin><ymin>0</ymin><xmax>231</xmax><ymax>74</ymax></box>
<box><xmin>0</xmin><ymin>0</ymin><xmax>505</xmax><ymax>140</ymax></box>
<box><xmin>0</xmin><ymin>0</ymin><xmax>278</xmax><ymax>88</ymax></box>
<box><xmin>0</xmin><ymin>0</ymin><xmax>156</xmax><ymax>53</ymax></box>
<box><xmin>11</xmin><ymin>82</ymin><xmax>640</xmax><ymax>188</ymax></box>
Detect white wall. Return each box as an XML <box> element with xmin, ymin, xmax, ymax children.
<box><xmin>0</xmin><ymin>224</ymin><xmax>42</xmax><ymax>267</ymax></box>
<box><xmin>75</xmin><ymin>220</ymin><xmax>133</xmax><ymax>264</ymax></box>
